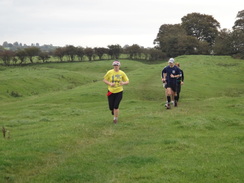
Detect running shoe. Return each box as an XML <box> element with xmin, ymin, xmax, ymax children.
<box><xmin>165</xmin><ymin>103</ymin><xmax>171</xmax><ymax>109</ymax></box>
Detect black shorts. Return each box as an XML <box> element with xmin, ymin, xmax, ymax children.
<box><xmin>166</xmin><ymin>82</ymin><xmax>177</xmax><ymax>92</ymax></box>
<box><xmin>176</xmin><ymin>82</ymin><xmax>181</xmax><ymax>93</ymax></box>
<box><xmin>108</xmin><ymin>91</ymin><xmax>123</xmax><ymax>110</ymax></box>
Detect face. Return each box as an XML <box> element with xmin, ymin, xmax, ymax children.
<box><xmin>169</xmin><ymin>62</ymin><xmax>174</xmax><ymax>67</ymax></box>
<box><xmin>113</xmin><ymin>65</ymin><xmax>120</xmax><ymax>70</ymax></box>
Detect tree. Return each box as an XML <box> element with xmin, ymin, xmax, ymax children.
<box><xmin>141</xmin><ymin>47</ymin><xmax>150</xmax><ymax>60</ymax></box>
<box><xmin>154</xmin><ymin>24</ymin><xmax>199</xmax><ymax>57</ymax></box>
<box><xmin>232</xmin><ymin>10</ymin><xmax>244</xmax><ymax>58</ymax></box>
<box><xmin>124</xmin><ymin>44</ymin><xmax>142</xmax><ymax>59</ymax></box>
<box><xmin>183</xmin><ymin>36</ymin><xmax>200</xmax><ymax>54</ymax></box>
<box><xmin>197</xmin><ymin>41</ymin><xmax>210</xmax><ymax>55</ymax></box>
<box><xmin>107</xmin><ymin>44</ymin><xmax>122</xmax><ymax>59</ymax></box>
<box><xmin>76</xmin><ymin>47</ymin><xmax>85</xmax><ymax>61</ymax></box>
<box><xmin>148</xmin><ymin>48</ymin><xmax>166</xmax><ymax>61</ymax></box>
<box><xmin>54</xmin><ymin>47</ymin><xmax>65</xmax><ymax>62</ymax></box>
<box><xmin>24</xmin><ymin>47</ymin><xmax>40</xmax><ymax>63</ymax></box>
<box><xmin>16</xmin><ymin>49</ymin><xmax>27</xmax><ymax>64</ymax></box>
<box><xmin>213</xmin><ymin>29</ymin><xmax>233</xmax><ymax>55</ymax></box>
<box><xmin>94</xmin><ymin>47</ymin><xmax>108</xmax><ymax>60</ymax></box>
<box><xmin>0</xmin><ymin>50</ymin><xmax>15</xmax><ymax>65</ymax></box>
<box><xmin>0</xmin><ymin>46</ymin><xmax>4</xmax><ymax>52</ymax></box>
<box><xmin>38</xmin><ymin>51</ymin><xmax>50</xmax><ymax>62</ymax></box>
<box><xmin>84</xmin><ymin>47</ymin><xmax>94</xmax><ymax>61</ymax></box>
<box><xmin>181</xmin><ymin>13</ymin><xmax>220</xmax><ymax>45</ymax></box>
<box><xmin>231</xmin><ymin>29</ymin><xmax>244</xmax><ymax>58</ymax></box>
<box><xmin>64</xmin><ymin>45</ymin><xmax>76</xmax><ymax>61</ymax></box>
<box><xmin>233</xmin><ymin>10</ymin><xmax>244</xmax><ymax>31</ymax></box>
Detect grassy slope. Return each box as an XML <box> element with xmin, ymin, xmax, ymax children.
<box><xmin>0</xmin><ymin>56</ymin><xmax>243</xmax><ymax>183</ymax></box>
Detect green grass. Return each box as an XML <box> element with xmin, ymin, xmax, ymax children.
<box><xmin>0</xmin><ymin>56</ymin><xmax>243</xmax><ymax>183</ymax></box>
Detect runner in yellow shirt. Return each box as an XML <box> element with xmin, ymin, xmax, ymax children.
<box><xmin>103</xmin><ymin>60</ymin><xmax>129</xmax><ymax>124</ymax></box>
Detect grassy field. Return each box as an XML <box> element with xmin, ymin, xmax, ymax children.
<box><xmin>0</xmin><ymin>55</ymin><xmax>243</xmax><ymax>183</ymax></box>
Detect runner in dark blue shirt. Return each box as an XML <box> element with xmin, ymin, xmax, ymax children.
<box><xmin>175</xmin><ymin>62</ymin><xmax>184</xmax><ymax>102</ymax></box>
<box><xmin>162</xmin><ymin>58</ymin><xmax>181</xmax><ymax>109</ymax></box>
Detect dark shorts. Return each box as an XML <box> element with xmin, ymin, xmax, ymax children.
<box><xmin>176</xmin><ymin>82</ymin><xmax>181</xmax><ymax>93</ymax></box>
<box><xmin>166</xmin><ymin>82</ymin><xmax>177</xmax><ymax>92</ymax></box>
<box><xmin>108</xmin><ymin>91</ymin><xmax>123</xmax><ymax>110</ymax></box>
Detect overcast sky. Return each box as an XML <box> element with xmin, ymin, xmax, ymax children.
<box><xmin>1</xmin><ymin>0</ymin><xmax>243</xmax><ymax>48</ymax></box>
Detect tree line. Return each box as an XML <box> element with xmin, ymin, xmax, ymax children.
<box><xmin>0</xmin><ymin>44</ymin><xmax>165</xmax><ymax>65</ymax></box>
<box><xmin>0</xmin><ymin>10</ymin><xmax>243</xmax><ymax>65</ymax></box>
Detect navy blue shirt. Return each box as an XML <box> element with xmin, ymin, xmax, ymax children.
<box><xmin>162</xmin><ymin>65</ymin><xmax>181</xmax><ymax>85</ymax></box>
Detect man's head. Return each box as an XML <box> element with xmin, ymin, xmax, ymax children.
<box><xmin>168</xmin><ymin>58</ymin><xmax>174</xmax><ymax>67</ymax></box>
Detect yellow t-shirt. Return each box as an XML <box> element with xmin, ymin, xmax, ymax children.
<box><xmin>104</xmin><ymin>69</ymin><xmax>129</xmax><ymax>93</ymax></box>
